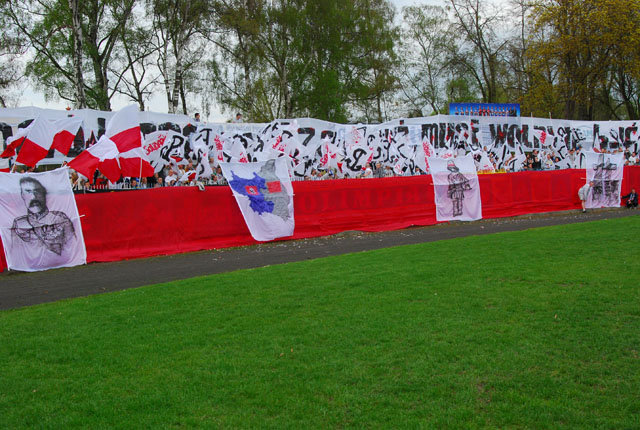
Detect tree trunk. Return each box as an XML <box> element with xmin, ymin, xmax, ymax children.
<box><xmin>68</xmin><ymin>0</ymin><xmax>87</xmax><ymax>108</ymax></box>
<box><xmin>180</xmin><ymin>79</ymin><xmax>188</xmax><ymax>115</ymax></box>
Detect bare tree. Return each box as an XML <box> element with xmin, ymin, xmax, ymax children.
<box><xmin>447</xmin><ymin>0</ymin><xmax>509</xmax><ymax>103</ymax></box>
<box><xmin>150</xmin><ymin>0</ymin><xmax>210</xmax><ymax>114</ymax></box>
<box><xmin>398</xmin><ymin>5</ymin><xmax>453</xmax><ymax>115</ymax></box>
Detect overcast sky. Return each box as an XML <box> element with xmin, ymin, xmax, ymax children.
<box><xmin>21</xmin><ymin>0</ymin><xmax>440</xmax><ymax>120</ymax></box>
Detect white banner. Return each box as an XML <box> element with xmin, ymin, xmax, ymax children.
<box><xmin>0</xmin><ymin>167</ymin><xmax>86</xmax><ymax>271</ymax></box>
<box><xmin>142</xmin><ymin>130</ymin><xmax>188</xmax><ymax>172</ymax></box>
<box><xmin>220</xmin><ymin>158</ymin><xmax>294</xmax><ymax>242</ymax></box>
<box><xmin>428</xmin><ymin>155</ymin><xmax>482</xmax><ymax>222</ymax></box>
<box><xmin>585</xmin><ymin>151</ymin><xmax>625</xmax><ymax>208</ymax></box>
<box><xmin>3</xmin><ymin>107</ymin><xmax>640</xmax><ymax>176</ymax></box>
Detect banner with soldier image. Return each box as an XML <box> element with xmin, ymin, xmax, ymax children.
<box><xmin>0</xmin><ymin>168</ymin><xmax>86</xmax><ymax>271</ymax></box>
<box><xmin>585</xmin><ymin>151</ymin><xmax>625</xmax><ymax>208</ymax></box>
<box><xmin>428</xmin><ymin>155</ymin><xmax>482</xmax><ymax>222</ymax></box>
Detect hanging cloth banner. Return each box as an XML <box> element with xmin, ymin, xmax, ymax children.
<box><xmin>585</xmin><ymin>151</ymin><xmax>625</xmax><ymax>208</ymax></box>
<box><xmin>0</xmin><ymin>167</ymin><xmax>86</xmax><ymax>271</ymax></box>
<box><xmin>428</xmin><ymin>155</ymin><xmax>482</xmax><ymax>222</ymax></box>
<box><xmin>220</xmin><ymin>158</ymin><xmax>295</xmax><ymax>242</ymax></box>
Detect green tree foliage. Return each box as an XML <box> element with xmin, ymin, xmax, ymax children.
<box><xmin>4</xmin><ymin>0</ymin><xmax>135</xmax><ymax>110</ymax></box>
<box><xmin>528</xmin><ymin>0</ymin><xmax>640</xmax><ymax>120</ymax></box>
<box><xmin>210</xmin><ymin>0</ymin><xmax>398</xmax><ymax>123</ymax></box>
<box><xmin>148</xmin><ymin>0</ymin><xmax>211</xmax><ymax>115</ymax></box>
<box><xmin>3</xmin><ymin>0</ymin><xmax>640</xmax><ymax>120</ymax></box>
<box><xmin>0</xmin><ymin>0</ymin><xmax>27</xmax><ymax>107</ymax></box>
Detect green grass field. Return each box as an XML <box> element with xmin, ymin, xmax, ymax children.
<box><xmin>1</xmin><ymin>217</ymin><xmax>639</xmax><ymax>428</ymax></box>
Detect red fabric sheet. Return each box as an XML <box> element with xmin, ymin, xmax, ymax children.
<box><xmin>1</xmin><ymin>167</ymin><xmax>639</xmax><ymax>272</ymax></box>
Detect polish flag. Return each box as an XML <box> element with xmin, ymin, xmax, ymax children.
<box><xmin>0</xmin><ymin>158</ymin><xmax>9</xmax><ymax>172</ymax></box>
<box><xmin>68</xmin><ymin>136</ymin><xmax>121</xmax><ymax>183</ymax></box>
<box><xmin>1</xmin><ymin>125</ymin><xmax>31</xmax><ymax>158</ymax></box>
<box><xmin>15</xmin><ymin>117</ymin><xmax>57</xmax><ymax>167</ymax></box>
<box><xmin>180</xmin><ymin>169</ymin><xmax>197</xmax><ymax>183</ymax></box>
<box><xmin>51</xmin><ymin>117</ymin><xmax>83</xmax><ymax>155</ymax></box>
<box><xmin>119</xmin><ymin>147</ymin><xmax>154</xmax><ymax>178</ymax></box>
<box><xmin>105</xmin><ymin>105</ymin><xmax>141</xmax><ymax>152</ymax></box>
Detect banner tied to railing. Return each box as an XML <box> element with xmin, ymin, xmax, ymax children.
<box><xmin>220</xmin><ymin>158</ymin><xmax>295</xmax><ymax>242</ymax></box>
<box><xmin>585</xmin><ymin>151</ymin><xmax>625</xmax><ymax>209</ymax></box>
<box><xmin>0</xmin><ymin>167</ymin><xmax>86</xmax><ymax>271</ymax></box>
<box><xmin>428</xmin><ymin>155</ymin><xmax>482</xmax><ymax>222</ymax></box>
<box><xmin>2</xmin><ymin>108</ymin><xmax>639</xmax><ymax>178</ymax></box>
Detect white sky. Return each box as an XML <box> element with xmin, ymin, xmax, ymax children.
<box><xmin>19</xmin><ymin>0</ymin><xmax>441</xmax><ymax>121</ymax></box>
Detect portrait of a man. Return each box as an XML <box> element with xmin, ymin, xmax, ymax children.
<box><xmin>0</xmin><ymin>168</ymin><xmax>86</xmax><ymax>272</ymax></box>
<box><xmin>11</xmin><ymin>177</ymin><xmax>75</xmax><ymax>255</ymax></box>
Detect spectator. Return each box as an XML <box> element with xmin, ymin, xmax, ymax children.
<box><xmin>362</xmin><ymin>163</ymin><xmax>373</xmax><ymax>178</ymax></box>
<box><xmin>166</xmin><ymin>169</ymin><xmax>178</xmax><ymax>186</ymax></box>
<box><xmin>622</xmin><ymin>189</ymin><xmax>638</xmax><ymax>209</ymax></box>
<box><xmin>194</xmin><ymin>113</ymin><xmax>201</xmax><ymax>123</ymax></box>
<box><xmin>578</xmin><ymin>181</ymin><xmax>593</xmax><ymax>213</ymax></box>
<box><xmin>373</xmin><ymin>162</ymin><xmax>385</xmax><ymax>178</ymax></box>
<box><xmin>531</xmin><ymin>149</ymin><xmax>542</xmax><ymax>170</ymax></box>
<box><xmin>232</xmin><ymin>113</ymin><xmax>243</xmax><ymax>123</ymax></box>
<box><xmin>567</xmin><ymin>148</ymin><xmax>576</xmax><ymax>168</ymax></box>
<box><xmin>543</xmin><ymin>153</ymin><xmax>555</xmax><ymax>170</ymax></box>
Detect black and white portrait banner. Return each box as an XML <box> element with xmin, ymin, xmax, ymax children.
<box><xmin>585</xmin><ymin>151</ymin><xmax>625</xmax><ymax>209</ymax></box>
<box><xmin>0</xmin><ymin>167</ymin><xmax>86</xmax><ymax>271</ymax></box>
<box><xmin>220</xmin><ymin>158</ymin><xmax>295</xmax><ymax>242</ymax></box>
<box><xmin>428</xmin><ymin>155</ymin><xmax>482</xmax><ymax>222</ymax></box>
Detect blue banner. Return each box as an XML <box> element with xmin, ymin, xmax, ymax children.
<box><xmin>449</xmin><ymin>103</ymin><xmax>520</xmax><ymax>117</ymax></box>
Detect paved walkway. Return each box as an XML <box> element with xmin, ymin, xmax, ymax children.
<box><xmin>1</xmin><ymin>208</ymin><xmax>637</xmax><ymax>310</ymax></box>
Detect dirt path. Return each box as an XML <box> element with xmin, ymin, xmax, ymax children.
<box><xmin>1</xmin><ymin>208</ymin><xmax>638</xmax><ymax>310</ymax></box>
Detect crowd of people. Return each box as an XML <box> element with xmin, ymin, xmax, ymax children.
<box><xmin>486</xmin><ymin>146</ymin><xmax>639</xmax><ymax>174</ymax></box>
<box><xmin>7</xmin><ymin>143</ymin><xmax>638</xmax><ymax>193</ymax></box>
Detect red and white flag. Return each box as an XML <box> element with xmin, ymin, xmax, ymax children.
<box><xmin>0</xmin><ymin>158</ymin><xmax>9</xmax><ymax>172</ymax></box>
<box><xmin>105</xmin><ymin>105</ymin><xmax>141</xmax><ymax>152</ymax></box>
<box><xmin>51</xmin><ymin>117</ymin><xmax>83</xmax><ymax>155</ymax></box>
<box><xmin>15</xmin><ymin>117</ymin><xmax>57</xmax><ymax>167</ymax></box>
<box><xmin>1</xmin><ymin>125</ymin><xmax>31</xmax><ymax>158</ymax></box>
<box><xmin>68</xmin><ymin>136</ymin><xmax>121</xmax><ymax>183</ymax></box>
<box><xmin>119</xmin><ymin>147</ymin><xmax>154</xmax><ymax>178</ymax></box>
<box><xmin>179</xmin><ymin>169</ymin><xmax>197</xmax><ymax>184</ymax></box>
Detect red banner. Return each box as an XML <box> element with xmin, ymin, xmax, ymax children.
<box><xmin>1</xmin><ymin>167</ymin><xmax>639</xmax><ymax>272</ymax></box>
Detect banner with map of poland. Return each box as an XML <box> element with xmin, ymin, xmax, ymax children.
<box><xmin>220</xmin><ymin>158</ymin><xmax>294</xmax><ymax>242</ymax></box>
